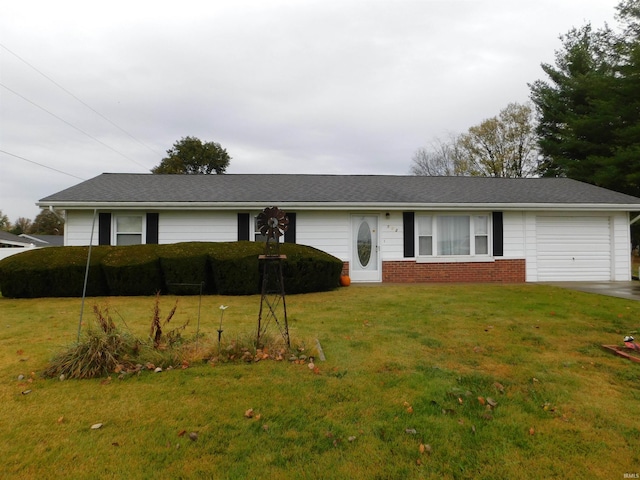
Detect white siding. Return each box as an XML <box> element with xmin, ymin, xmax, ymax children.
<box><xmin>379</xmin><ymin>213</ymin><xmax>404</xmax><ymax>260</ymax></box>
<box><xmin>612</xmin><ymin>212</ymin><xmax>631</xmax><ymax>281</ymax></box>
<box><xmin>66</xmin><ymin>211</ymin><xmax>100</xmax><ymax>246</ymax></box>
<box><xmin>159</xmin><ymin>211</ymin><xmax>236</xmax><ymax>243</ymax></box>
<box><xmin>502</xmin><ymin>211</ymin><xmax>526</xmax><ymax>258</ymax></box>
<box><xmin>295</xmin><ymin>211</ymin><xmax>350</xmax><ymax>260</ymax></box>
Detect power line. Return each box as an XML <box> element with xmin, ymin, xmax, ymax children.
<box><xmin>0</xmin><ymin>43</ymin><xmax>164</xmax><ymax>159</ymax></box>
<box><xmin>0</xmin><ymin>82</ymin><xmax>150</xmax><ymax>171</ymax></box>
<box><xmin>0</xmin><ymin>149</ymin><xmax>86</xmax><ymax>180</ymax></box>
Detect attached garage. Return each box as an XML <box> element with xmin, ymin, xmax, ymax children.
<box><xmin>536</xmin><ymin>216</ymin><xmax>611</xmax><ymax>281</ymax></box>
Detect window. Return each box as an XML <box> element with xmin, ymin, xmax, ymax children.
<box><xmin>474</xmin><ymin>215</ymin><xmax>489</xmax><ymax>255</ymax></box>
<box><xmin>253</xmin><ymin>215</ymin><xmax>268</xmax><ymax>242</ymax></box>
<box><xmin>115</xmin><ymin>215</ymin><xmax>143</xmax><ymax>245</ymax></box>
<box><xmin>416</xmin><ymin>214</ymin><xmax>489</xmax><ymax>257</ymax></box>
<box><xmin>417</xmin><ymin>215</ymin><xmax>433</xmax><ymax>255</ymax></box>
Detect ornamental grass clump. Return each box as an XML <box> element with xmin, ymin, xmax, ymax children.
<box><xmin>43</xmin><ymin>304</ymin><xmax>140</xmax><ymax>380</ymax></box>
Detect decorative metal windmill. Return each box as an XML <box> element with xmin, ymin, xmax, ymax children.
<box><xmin>256</xmin><ymin>206</ymin><xmax>290</xmax><ymax>347</ymax></box>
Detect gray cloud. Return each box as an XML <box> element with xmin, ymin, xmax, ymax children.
<box><xmin>0</xmin><ymin>0</ymin><xmax>618</xmax><ymax>220</ymax></box>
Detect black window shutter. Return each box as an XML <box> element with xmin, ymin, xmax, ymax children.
<box><xmin>403</xmin><ymin>212</ymin><xmax>415</xmax><ymax>258</ymax></box>
<box><xmin>284</xmin><ymin>212</ymin><xmax>296</xmax><ymax>243</ymax></box>
<box><xmin>492</xmin><ymin>211</ymin><xmax>504</xmax><ymax>257</ymax></box>
<box><xmin>146</xmin><ymin>213</ymin><xmax>159</xmax><ymax>244</ymax></box>
<box><xmin>98</xmin><ymin>213</ymin><xmax>111</xmax><ymax>245</ymax></box>
<box><xmin>237</xmin><ymin>213</ymin><xmax>250</xmax><ymax>241</ymax></box>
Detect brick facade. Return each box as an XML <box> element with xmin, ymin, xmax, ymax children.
<box><xmin>381</xmin><ymin>259</ymin><xmax>526</xmax><ymax>283</ymax></box>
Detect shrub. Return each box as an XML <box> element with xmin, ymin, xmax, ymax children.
<box><xmin>279</xmin><ymin>243</ymin><xmax>343</xmax><ymax>294</ymax></box>
<box><xmin>158</xmin><ymin>242</ymin><xmax>212</xmax><ymax>295</ymax></box>
<box><xmin>0</xmin><ymin>246</ymin><xmax>109</xmax><ymax>298</ymax></box>
<box><xmin>0</xmin><ymin>241</ymin><xmax>343</xmax><ymax>298</ymax></box>
<box><xmin>209</xmin><ymin>242</ymin><xmax>263</xmax><ymax>295</ymax></box>
<box><xmin>101</xmin><ymin>244</ymin><xmax>164</xmax><ymax>296</ymax></box>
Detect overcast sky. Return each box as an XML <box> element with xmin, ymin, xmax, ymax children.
<box><xmin>0</xmin><ymin>0</ymin><xmax>620</xmax><ymax>221</ymax></box>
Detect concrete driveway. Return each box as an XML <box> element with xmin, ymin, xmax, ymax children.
<box><xmin>544</xmin><ymin>281</ymin><xmax>640</xmax><ymax>301</ymax></box>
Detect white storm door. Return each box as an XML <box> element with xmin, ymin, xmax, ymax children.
<box><xmin>351</xmin><ymin>215</ymin><xmax>381</xmax><ymax>282</ymax></box>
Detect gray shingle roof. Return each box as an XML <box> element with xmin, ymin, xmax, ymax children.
<box><xmin>38</xmin><ymin>173</ymin><xmax>640</xmax><ymax>207</ymax></box>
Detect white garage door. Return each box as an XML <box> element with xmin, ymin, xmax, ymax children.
<box><xmin>536</xmin><ymin>216</ymin><xmax>611</xmax><ymax>281</ymax></box>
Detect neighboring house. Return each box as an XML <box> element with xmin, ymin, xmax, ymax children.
<box><xmin>37</xmin><ymin>173</ymin><xmax>640</xmax><ymax>283</ymax></box>
<box><xmin>0</xmin><ymin>230</ymin><xmax>38</xmax><ymax>261</ymax></box>
<box><xmin>19</xmin><ymin>234</ymin><xmax>65</xmax><ymax>247</ymax></box>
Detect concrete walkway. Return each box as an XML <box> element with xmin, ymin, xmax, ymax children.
<box><xmin>544</xmin><ymin>281</ymin><xmax>640</xmax><ymax>301</ymax></box>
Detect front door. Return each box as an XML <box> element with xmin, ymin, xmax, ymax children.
<box><xmin>351</xmin><ymin>215</ymin><xmax>380</xmax><ymax>282</ymax></box>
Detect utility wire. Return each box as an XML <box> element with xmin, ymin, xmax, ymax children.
<box><xmin>0</xmin><ymin>149</ymin><xmax>86</xmax><ymax>180</ymax></box>
<box><xmin>0</xmin><ymin>82</ymin><xmax>149</xmax><ymax>171</ymax></box>
<box><xmin>0</xmin><ymin>43</ymin><xmax>163</xmax><ymax>159</ymax></box>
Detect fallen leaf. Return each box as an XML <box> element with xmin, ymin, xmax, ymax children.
<box><xmin>112</xmin><ymin>442</ymin><xmax>120</xmax><ymax>447</ymax></box>
<box><xmin>244</xmin><ymin>408</ymin><xmax>254</xmax><ymax>418</ymax></box>
<box><xmin>178</xmin><ymin>430</ymin><xmax>187</xmax><ymax>437</ymax></box>
<box><xmin>416</xmin><ymin>458</ymin><xmax>422</xmax><ymax>466</ymax></box>
<box><xmin>493</xmin><ymin>382</ymin><xmax>505</xmax><ymax>393</ymax></box>
<box><xmin>529</xmin><ymin>427</ymin><xmax>535</xmax><ymax>436</ymax></box>
<box><xmin>406</xmin><ymin>406</ymin><xmax>414</xmax><ymax>414</ymax></box>
<box><xmin>348</xmin><ymin>436</ymin><xmax>356</xmax><ymax>442</ymax></box>
<box><xmin>16</xmin><ymin>349</ymin><xmax>24</xmax><ymax>355</ymax></box>
<box><xmin>458</xmin><ymin>397</ymin><xmax>463</xmax><ymax>405</ymax></box>
<box><xmin>478</xmin><ymin>396</ymin><xmax>486</xmax><ymax>405</ymax></box>
<box><xmin>57</xmin><ymin>416</ymin><xmax>64</xmax><ymax>424</ymax></box>
<box><xmin>419</xmin><ymin>443</ymin><xmax>426</xmax><ymax>454</ymax></box>
<box><xmin>189</xmin><ymin>432</ymin><xmax>198</xmax><ymax>441</ymax></box>
<box><xmin>405</xmin><ymin>428</ymin><xmax>417</xmax><ymax>434</ymax></box>
<box><xmin>255</xmin><ymin>414</ymin><xmax>262</xmax><ymax>421</ymax></box>
<box><xmin>486</xmin><ymin>397</ymin><xmax>498</xmax><ymax>408</ymax></box>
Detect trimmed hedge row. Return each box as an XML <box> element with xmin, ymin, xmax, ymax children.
<box><xmin>0</xmin><ymin>241</ymin><xmax>343</xmax><ymax>298</ymax></box>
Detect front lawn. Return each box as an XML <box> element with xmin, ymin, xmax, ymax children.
<box><xmin>1</xmin><ymin>284</ymin><xmax>639</xmax><ymax>479</ymax></box>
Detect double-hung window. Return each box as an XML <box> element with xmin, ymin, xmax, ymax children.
<box><xmin>417</xmin><ymin>214</ymin><xmax>489</xmax><ymax>257</ymax></box>
<box><xmin>115</xmin><ymin>215</ymin><xmax>143</xmax><ymax>245</ymax></box>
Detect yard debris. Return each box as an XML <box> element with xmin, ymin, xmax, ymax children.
<box><xmin>405</xmin><ymin>428</ymin><xmax>417</xmax><ymax>435</ymax></box>
<box><xmin>189</xmin><ymin>432</ymin><xmax>198</xmax><ymax>441</ymax></box>
<box><xmin>348</xmin><ymin>436</ymin><xmax>357</xmax><ymax>442</ymax></box>
<box><xmin>21</xmin><ymin>389</ymin><xmax>31</xmax><ymax>395</ymax></box>
<box><xmin>602</xmin><ymin>336</ymin><xmax>640</xmax><ymax>363</ymax></box>
<box><xmin>493</xmin><ymin>382</ymin><xmax>505</xmax><ymax>393</ymax></box>
<box><xmin>90</xmin><ymin>423</ymin><xmax>103</xmax><ymax>430</ymax></box>
<box><xmin>419</xmin><ymin>443</ymin><xmax>432</xmax><ymax>454</ymax></box>
<box><xmin>486</xmin><ymin>397</ymin><xmax>498</xmax><ymax>408</ymax></box>
<box><xmin>244</xmin><ymin>408</ymin><xmax>255</xmax><ymax>418</ymax></box>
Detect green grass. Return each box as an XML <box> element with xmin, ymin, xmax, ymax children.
<box><xmin>1</xmin><ymin>284</ymin><xmax>640</xmax><ymax>479</ymax></box>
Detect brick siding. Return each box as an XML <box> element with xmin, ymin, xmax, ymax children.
<box><xmin>381</xmin><ymin>259</ymin><xmax>526</xmax><ymax>283</ymax></box>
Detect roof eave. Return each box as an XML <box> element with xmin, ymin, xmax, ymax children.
<box><xmin>37</xmin><ymin>201</ymin><xmax>640</xmax><ymax>212</ymax></box>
